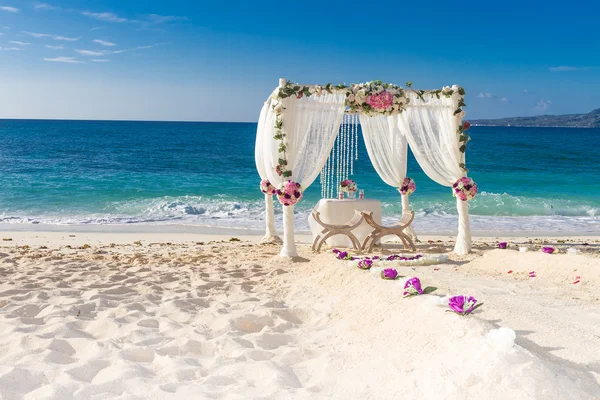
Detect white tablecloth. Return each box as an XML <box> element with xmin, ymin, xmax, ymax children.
<box><xmin>308</xmin><ymin>199</ymin><xmax>382</xmax><ymax>248</ymax></box>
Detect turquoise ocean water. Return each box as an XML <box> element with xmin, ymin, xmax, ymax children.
<box><xmin>0</xmin><ymin>119</ymin><xmax>599</xmax><ymax>234</ymax></box>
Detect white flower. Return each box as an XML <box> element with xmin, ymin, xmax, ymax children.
<box><xmin>279</xmin><ymin>78</ymin><xmax>287</xmax><ymax>87</ymax></box>
<box><xmin>347</xmin><ymin>94</ymin><xmax>355</xmax><ymax>102</ymax></box>
<box><xmin>452</xmin><ymin>84</ymin><xmax>459</xmax><ymax>91</ymax></box>
<box><xmin>314</xmin><ymin>85</ymin><xmax>322</xmax><ymax>96</ymax></box>
<box><xmin>358</xmin><ymin>89</ymin><xmax>366</xmax><ymax>97</ymax></box>
<box><xmin>273</xmin><ymin>102</ymin><xmax>284</xmax><ymax>114</ymax></box>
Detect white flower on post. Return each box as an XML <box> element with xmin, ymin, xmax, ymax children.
<box><xmin>279</xmin><ymin>78</ymin><xmax>287</xmax><ymax>88</ymax></box>
<box><xmin>273</xmin><ymin>101</ymin><xmax>284</xmax><ymax>115</ymax></box>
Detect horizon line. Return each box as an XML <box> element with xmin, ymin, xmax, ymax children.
<box><xmin>0</xmin><ymin>117</ymin><xmax>259</xmax><ymax>124</ymax></box>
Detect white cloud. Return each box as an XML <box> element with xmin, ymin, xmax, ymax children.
<box><xmin>536</xmin><ymin>99</ymin><xmax>552</xmax><ymax>110</ymax></box>
<box><xmin>500</xmin><ymin>97</ymin><xmax>510</xmax><ymax>102</ymax></box>
<box><xmin>93</xmin><ymin>39</ymin><xmax>116</xmax><ymax>46</ymax></box>
<box><xmin>476</xmin><ymin>92</ymin><xmax>493</xmax><ymax>98</ymax></box>
<box><xmin>75</xmin><ymin>49</ymin><xmax>107</xmax><ymax>56</ymax></box>
<box><xmin>23</xmin><ymin>31</ymin><xmax>52</xmax><ymax>38</ymax></box>
<box><xmin>9</xmin><ymin>41</ymin><xmax>30</xmax><ymax>46</ymax></box>
<box><xmin>91</xmin><ymin>59</ymin><xmax>110</xmax><ymax>62</ymax></box>
<box><xmin>44</xmin><ymin>56</ymin><xmax>83</xmax><ymax>63</ymax></box>
<box><xmin>44</xmin><ymin>44</ymin><xmax>64</xmax><ymax>50</ymax></box>
<box><xmin>0</xmin><ymin>46</ymin><xmax>22</xmax><ymax>51</ymax></box>
<box><xmin>144</xmin><ymin>14</ymin><xmax>188</xmax><ymax>24</ymax></box>
<box><xmin>548</xmin><ymin>66</ymin><xmax>584</xmax><ymax>72</ymax></box>
<box><xmin>54</xmin><ymin>35</ymin><xmax>80</xmax><ymax>41</ymax></box>
<box><xmin>81</xmin><ymin>11</ymin><xmax>127</xmax><ymax>22</ymax></box>
<box><xmin>23</xmin><ymin>31</ymin><xmax>80</xmax><ymax>41</ymax></box>
<box><xmin>0</xmin><ymin>6</ymin><xmax>18</xmax><ymax>13</ymax></box>
<box><xmin>89</xmin><ymin>27</ymin><xmax>103</xmax><ymax>31</ymax></box>
<box><xmin>34</xmin><ymin>3</ymin><xmax>57</xmax><ymax>10</ymax></box>
<box><xmin>135</xmin><ymin>42</ymin><xmax>170</xmax><ymax>50</ymax></box>
<box><xmin>523</xmin><ymin>89</ymin><xmax>529</xmax><ymax>93</ymax></box>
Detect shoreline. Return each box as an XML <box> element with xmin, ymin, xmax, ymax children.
<box><xmin>0</xmin><ymin>223</ymin><xmax>599</xmax><ymax>239</ymax></box>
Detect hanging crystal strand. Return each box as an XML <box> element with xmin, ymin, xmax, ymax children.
<box><xmin>329</xmin><ymin>146</ymin><xmax>334</xmax><ymax>198</ymax></box>
<box><xmin>329</xmin><ymin>138</ymin><xmax>334</xmax><ymax>198</ymax></box>
<box><xmin>354</xmin><ymin>112</ymin><xmax>359</xmax><ymax>161</ymax></box>
<box><xmin>321</xmin><ymin>160</ymin><xmax>325</xmax><ymax>198</ymax></box>
<box><xmin>343</xmin><ymin>116</ymin><xmax>348</xmax><ymax>179</ymax></box>
<box><xmin>336</xmin><ymin>127</ymin><xmax>341</xmax><ymax>194</ymax></box>
<box><xmin>348</xmin><ymin>115</ymin><xmax>354</xmax><ymax>175</ymax></box>
<box><xmin>350</xmin><ymin>114</ymin><xmax>354</xmax><ymax>176</ymax></box>
<box><xmin>345</xmin><ymin>116</ymin><xmax>349</xmax><ymax>179</ymax></box>
<box><xmin>342</xmin><ymin>119</ymin><xmax>345</xmax><ymax>180</ymax></box>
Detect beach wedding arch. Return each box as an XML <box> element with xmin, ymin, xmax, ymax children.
<box><xmin>255</xmin><ymin>78</ymin><xmax>476</xmax><ymax>257</ymax></box>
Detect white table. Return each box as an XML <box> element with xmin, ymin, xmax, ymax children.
<box><xmin>308</xmin><ymin>198</ymin><xmax>382</xmax><ymax>249</ymax></box>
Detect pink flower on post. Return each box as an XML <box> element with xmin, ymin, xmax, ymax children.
<box><xmin>260</xmin><ymin>179</ymin><xmax>277</xmax><ymax>196</ymax></box>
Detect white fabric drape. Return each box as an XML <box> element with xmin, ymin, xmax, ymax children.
<box><xmin>255</xmin><ymin>102</ymin><xmax>281</xmax><ymax>244</ymax></box>
<box><xmin>360</xmin><ymin>114</ymin><xmax>417</xmax><ymax>241</ymax></box>
<box><xmin>397</xmin><ymin>91</ymin><xmax>471</xmax><ymax>254</ymax></box>
<box><xmin>359</xmin><ymin>114</ymin><xmax>407</xmax><ymax>187</ymax></box>
<box><xmin>258</xmin><ymin>89</ymin><xmax>347</xmax><ymax>257</ymax></box>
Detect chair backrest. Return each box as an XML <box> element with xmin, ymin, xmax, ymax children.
<box><xmin>313</xmin><ymin>209</ymin><xmax>363</xmax><ymax>229</ymax></box>
<box><xmin>361</xmin><ymin>210</ymin><xmax>381</xmax><ymax>229</ymax></box>
<box><xmin>399</xmin><ymin>211</ymin><xmax>415</xmax><ymax>227</ymax></box>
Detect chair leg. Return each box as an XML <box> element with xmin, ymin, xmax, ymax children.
<box><xmin>347</xmin><ymin>232</ymin><xmax>361</xmax><ymax>252</ymax></box>
<box><xmin>407</xmin><ymin>236</ymin><xmax>417</xmax><ymax>252</ymax></box>
<box><xmin>362</xmin><ymin>235</ymin><xmax>372</xmax><ymax>252</ymax></box>
<box><xmin>367</xmin><ymin>233</ymin><xmax>382</xmax><ymax>253</ymax></box>
<box><xmin>398</xmin><ymin>235</ymin><xmax>409</xmax><ymax>249</ymax></box>
<box><xmin>315</xmin><ymin>231</ymin><xmax>336</xmax><ymax>252</ymax></box>
<box><xmin>312</xmin><ymin>234</ymin><xmax>323</xmax><ymax>252</ymax></box>
<box><xmin>397</xmin><ymin>233</ymin><xmax>416</xmax><ymax>252</ymax></box>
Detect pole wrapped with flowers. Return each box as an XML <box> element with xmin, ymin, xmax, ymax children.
<box><xmin>258</xmin><ymin>179</ymin><xmax>281</xmax><ymax>244</ymax></box>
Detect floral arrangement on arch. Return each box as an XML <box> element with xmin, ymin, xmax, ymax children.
<box><xmin>345</xmin><ymin>81</ymin><xmax>409</xmax><ymax>116</ymax></box>
<box><xmin>271</xmin><ymin>79</ymin><xmax>470</xmax><ymax>184</ymax></box>
<box><xmin>277</xmin><ymin>180</ymin><xmax>303</xmax><ymax>206</ymax></box>
<box><xmin>260</xmin><ymin>179</ymin><xmax>277</xmax><ymax>196</ymax></box>
<box><xmin>452</xmin><ymin>177</ymin><xmax>478</xmax><ymax>201</ymax></box>
<box><xmin>399</xmin><ymin>177</ymin><xmax>416</xmax><ymax>196</ymax></box>
<box><xmin>339</xmin><ymin>179</ymin><xmax>357</xmax><ymax>193</ymax></box>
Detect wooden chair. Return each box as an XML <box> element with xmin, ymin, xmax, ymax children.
<box><xmin>311</xmin><ymin>210</ymin><xmax>363</xmax><ymax>252</ymax></box>
<box><xmin>361</xmin><ymin>211</ymin><xmax>416</xmax><ymax>252</ymax></box>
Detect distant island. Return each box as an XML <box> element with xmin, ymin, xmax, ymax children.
<box><xmin>471</xmin><ymin>108</ymin><xmax>600</xmax><ymax>128</ymax></box>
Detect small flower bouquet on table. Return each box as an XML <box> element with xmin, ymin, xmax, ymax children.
<box><xmin>339</xmin><ymin>179</ymin><xmax>357</xmax><ymax>198</ymax></box>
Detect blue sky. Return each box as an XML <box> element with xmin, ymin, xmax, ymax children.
<box><xmin>0</xmin><ymin>0</ymin><xmax>599</xmax><ymax>122</ymax></box>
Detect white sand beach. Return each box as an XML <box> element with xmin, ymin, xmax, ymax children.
<box><xmin>0</xmin><ymin>229</ymin><xmax>599</xmax><ymax>399</ymax></box>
